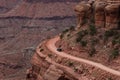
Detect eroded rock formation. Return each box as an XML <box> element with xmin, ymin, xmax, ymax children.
<box><xmin>74</xmin><ymin>0</ymin><xmax>120</xmax><ymax>29</ymax></box>
<box><xmin>28</xmin><ymin>0</ymin><xmax>120</xmax><ymax>80</ymax></box>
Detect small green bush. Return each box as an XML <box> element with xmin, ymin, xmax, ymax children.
<box><xmin>76</xmin><ymin>30</ymin><xmax>88</xmax><ymax>43</ymax></box>
<box><xmin>60</xmin><ymin>29</ymin><xmax>69</xmax><ymax>39</ymax></box>
<box><xmin>104</xmin><ymin>30</ymin><xmax>114</xmax><ymax>37</ymax></box>
<box><xmin>80</xmin><ymin>40</ymin><xmax>87</xmax><ymax>47</ymax></box>
<box><xmin>89</xmin><ymin>47</ymin><xmax>96</xmax><ymax>57</ymax></box>
<box><xmin>91</xmin><ymin>38</ymin><xmax>99</xmax><ymax>45</ymax></box>
<box><xmin>68</xmin><ymin>61</ymin><xmax>74</xmax><ymax>67</ymax></box>
<box><xmin>112</xmin><ymin>39</ymin><xmax>119</xmax><ymax>45</ymax></box>
<box><xmin>109</xmin><ymin>49</ymin><xmax>119</xmax><ymax>59</ymax></box>
<box><xmin>48</xmin><ymin>54</ymin><xmax>52</xmax><ymax>57</ymax></box>
<box><xmin>63</xmin><ymin>29</ymin><xmax>69</xmax><ymax>33</ymax></box>
<box><xmin>104</xmin><ymin>30</ymin><xmax>118</xmax><ymax>42</ymax></box>
<box><xmin>69</xmin><ymin>26</ymin><xmax>75</xmax><ymax>31</ymax></box>
<box><xmin>104</xmin><ymin>30</ymin><xmax>118</xmax><ymax>40</ymax></box>
<box><xmin>89</xmin><ymin>24</ymin><xmax>97</xmax><ymax>36</ymax></box>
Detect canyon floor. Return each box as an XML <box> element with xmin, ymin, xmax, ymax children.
<box><xmin>0</xmin><ymin>0</ymin><xmax>79</xmax><ymax>80</ymax></box>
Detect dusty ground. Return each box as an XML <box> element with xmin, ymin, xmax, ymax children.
<box><xmin>0</xmin><ymin>0</ymin><xmax>80</xmax><ymax>79</ymax></box>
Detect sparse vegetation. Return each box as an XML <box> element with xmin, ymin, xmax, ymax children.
<box><xmin>104</xmin><ymin>30</ymin><xmax>114</xmax><ymax>38</ymax></box>
<box><xmin>89</xmin><ymin>47</ymin><xmax>96</xmax><ymax>57</ymax></box>
<box><xmin>112</xmin><ymin>39</ymin><xmax>119</xmax><ymax>45</ymax></box>
<box><xmin>89</xmin><ymin>24</ymin><xmax>97</xmax><ymax>36</ymax></box>
<box><xmin>63</xmin><ymin>29</ymin><xmax>69</xmax><ymax>33</ymax></box>
<box><xmin>91</xmin><ymin>38</ymin><xmax>99</xmax><ymax>46</ymax></box>
<box><xmin>104</xmin><ymin>30</ymin><xmax>118</xmax><ymax>40</ymax></box>
<box><xmin>48</xmin><ymin>54</ymin><xmax>52</xmax><ymax>58</ymax></box>
<box><xmin>109</xmin><ymin>49</ymin><xmax>119</xmax><ymax>60</ymax></box>
<box><xmin>76</xmin><ymin>30</ymin><xmax>88</xmax><ymax>42</ymax></box>
<box><xmin>68</xmin><ymin>61</ymin><xmax>74</xmax><ymax>67</ymax></box>
<box><xmin>67</xmin><ymin>34</ymin><xmax>70</xmax><ymax>37</ymax></box>
<box><xmin>69</xmin><ymin>26</ymin><xmax>75</xmax><ymax>31</ymax></box>
<box><xmin>80</xmin><ymin>40</ymin><xmax>87</xmax><ymax>47</ymax></box>
<box><xmin>60</xmin><ymin>29</ymin><xmax>69</xmax><ymax>39</ymax></box>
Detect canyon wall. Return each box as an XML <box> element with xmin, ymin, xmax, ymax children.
<box><xmin>28</xmin><ymin>0</ymin><xmax>120</xmax><ymax>80</ymax></box>
<box><xmin>74</xmin><ymin>0</ymin><xmax>120</xmax><ymax>30</ymax></box>
<box><xmin>0</xmin><ymin>0</ymin><xmax>78</xmax><ymax>79</ymax></box>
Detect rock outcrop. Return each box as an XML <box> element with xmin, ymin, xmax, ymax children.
<box><xmin>105</xmin><ymin>4</ymin><xmax>120</xmax><ymax>29</ymax></box>
<box><xmin>74</xmin><ymin>2</ymin><xmax>91</xmax><ymax>28</ymax></box>
<box><xmin>28</xmin><ymin>0</ymin><xmax>120</xmax><ymax>80</ymax></box>
<box><xmin>74</xmin><ymin>0</ymin><xmax>120</xmax><ymax>29</ymax></box>
<box><xmin>28</xmin><ymin>50</ymin><xmax>76</xmax><ymax>80</ymax></box>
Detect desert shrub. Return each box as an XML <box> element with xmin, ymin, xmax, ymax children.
<box><xmin>112</xmin><ymin>38</ymin><xmax>120</xmax><ymax>45</ymax></box>
<box><xmin>89</xmin><ymin>24</ymin><xmax>97</xmax><ymax>36</ymax></box>
<box><xmin>69</xmin><ymin>26</ymin><xmax>75</xmax><ymax>31</ymax></box>
<box><xmin>112</xmin><ymin>34</ymin><xmax>120</xmax><ymax>45</ymax></box>
<box><xmin>76</xmin><ymin>30</ymin><xmax>88</xmax><ymax>42</ymax></box>
<box><xmin>73</xmin><ymin>67</ymin><xmax>78</xmax><ymax>72</ymax></box>
<box><xmin>89</xmin><ymin>47</ymin><xmax>96</xmax><ymax>57</ymax></box>
<box><xmin>80</xmin><ymin>40</ymin><xmax>87</xmax><ymax>47</ymax></box>
<box><xmin>48</xmin><ymin>54</ymin><xmax>52</xmax><ymax>57</ymax></box>
<box><xmin>104</xmin><ymin>30</ymin><xmax>114</xmax><ymax>37</ymax></box>
<box><xmin>109</xmin><ymin>49</ymin><xmax>119</xmax><ymax>60</ymax></box>
<box><xmin>91</xmin><ymin>38</ymin><xmax>99</xmax><ymax>45</ymax></box>
<box><xmin>67</xmin><ymin>34</ymin><xmax>70</xmax><ymax>37</ymax></box>
<box><xmin>63</xmin><ymin>29</ymin><xmax>69</xmax><ymax>33</ymax></box>
<box><xmin>104</xmin><ymin>30</ymin><xmax>118</xmax><ymax>42</ymax></box>
<box><xmin>76</xmin><ymin>37</ymin><xmax>82</xmax><ymax>43</ymax></box>
<box><xmin>112</xmin><ymin>39</ymin><xmax>117</xmax><ymax>45</ymax></box>
<box><xmin>60</xmin><ymin>29</ymin><xmax>69</xmax><ymax>39</ymax></box>
<box><xmin>68</xmin><ymin>61</ymin><xmax>74</xmax><ymax>67</ymax></box>
<box><xmin>104</xmin><ymin>30</ymin><xmax>118</xmax><ymax>38</ymax></box>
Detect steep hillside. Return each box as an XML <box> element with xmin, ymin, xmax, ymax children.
<box><xmin>28</xmin><ymin>0</ymin><xmax>120</xmax><ymax>80</ymax></box>
<box><xmin>57</xmin><ymin>0</ymin><xmax>120</xmax><ymax>78</ymax></box>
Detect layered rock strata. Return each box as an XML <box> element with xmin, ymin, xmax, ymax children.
<box><xmin>74</xmin><ymin>0</ymin><xmax>120</xmax><ymax>29</ymax></box>
<box><xmin>27</xmin><ymin>42</ymin><xmax>79</xmax><ymax>80</ymax></box>
<box><xmin>28</xmin><ymin>0</ymin><xmax>120</xmax><ymax>80</ymax></box>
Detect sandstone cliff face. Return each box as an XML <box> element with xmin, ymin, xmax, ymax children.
<box><xmin>29</xmin><ymin>52</ymin><xmax>74</xmax><ymax>80</ymax></box>
<box><xmin>28</xmin><ymin>0</ymin><xmax>120</xmax><ymax>80</ymax></box>
<box><xmin>74</xmin><ymin>0</ymin><xmax>120</xmax><ymax>29</ymax></box>
<box><xmin>105</xmin><ymin>4</ymin><xmax>120</xmax><ymax>29</ymax></box>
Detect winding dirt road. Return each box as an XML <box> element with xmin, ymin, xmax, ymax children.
<box><xmin>46</xmin><ymin>36</ymin><xmax>120</xmax><ymax>77</ymax></box>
